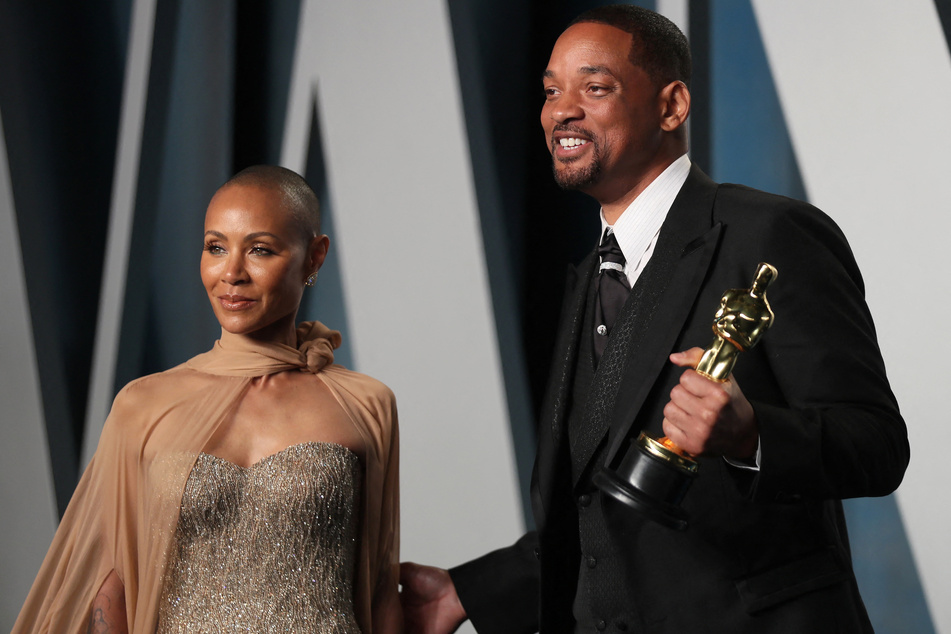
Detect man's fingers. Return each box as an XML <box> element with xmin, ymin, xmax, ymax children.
<box><xmin>669</xmin><ymin>347</ymin><xmax>704</xmax><ymax>368</ymax></box>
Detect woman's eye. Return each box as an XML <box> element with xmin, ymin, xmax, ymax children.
<box><xmin>251</xmin><ymin>246</ymin><xmax>274</xmax><ymax>256</ymax></box>
<box><xmin>204</xmin><ymin>243</ymin><xmax>225</xmax><ymax>255</ymax></box>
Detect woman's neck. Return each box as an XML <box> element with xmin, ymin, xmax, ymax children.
<box><xmin>228</xmin><ymin>315</ymin><xmax>299</xmax><ymax>348</ymax></box>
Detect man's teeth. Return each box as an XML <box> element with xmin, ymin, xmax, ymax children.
<box><xmin>559</xmin><ymin>137</ymin><xmax>588</xmax><ymax>148</ymax></box>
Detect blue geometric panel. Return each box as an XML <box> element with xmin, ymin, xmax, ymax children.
<box><xmin>709</xmin><ymin>0</ymin><xmax>805</xmax><ymax>200</ymax></box>
<box><xmin>301</xmin><ymin>97</ymin><xmax>353</xmax><ymax>371</ymax></box>
<box><xmin>844</xmin><ymin>495</ymin><xmax>934</xmax><ymax>634</ymax></box>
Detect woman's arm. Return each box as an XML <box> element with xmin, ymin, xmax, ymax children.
<box><xmin>373</xmin><ymin>570</ymin><xmax>404</xmax><ymax>634</ymax></box>
<box><xmin>86</xmin><ymin>570</ymin><xmax>127</xmax><ymax>634</ymax></box>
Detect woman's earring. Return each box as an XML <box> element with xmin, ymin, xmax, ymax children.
<box><xmin>305</xmin><ymin>271</ymin><xmax>319</xmax><ymax>287</ymax></box>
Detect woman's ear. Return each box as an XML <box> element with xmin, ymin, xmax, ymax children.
<box><xmin>308</xmin><ymin>234</ymin><xmax>330</xmax><ymax>274</ymax></box>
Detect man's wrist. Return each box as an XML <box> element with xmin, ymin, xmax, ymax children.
<box><xmin>724</xmin><ymin>436</ymin><xmax>761</xmax><ymax>471</ymax></box>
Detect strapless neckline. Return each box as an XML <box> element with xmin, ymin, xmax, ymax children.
<box><xmin>157</xmin><ymin>441</ymin><xmax>363</xmax><ymax>633</ymax></box>
<box><xmin>200</xmin><ymin>440</ymin><xmax>358</xmax><ymax>470</ymax></box>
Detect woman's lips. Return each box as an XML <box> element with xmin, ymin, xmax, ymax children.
<box><xmin>218</xmin><ymin>295</ymin><xmax>256</xmax><ymax>310</ymax></box>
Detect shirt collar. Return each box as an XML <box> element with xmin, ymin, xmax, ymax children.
<box><xmin>600</xmin><ymin>154</ymin><xmax>691</xmax><ymax>270</ymax></box>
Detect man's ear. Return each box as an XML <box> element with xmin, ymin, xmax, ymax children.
<box><xmin>659</xmin><ymin>80</ymin><xmax>690</xmax><ymax>132</ymax></box>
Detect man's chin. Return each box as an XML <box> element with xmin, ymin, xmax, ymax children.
<box><xmin>553</xmin><ymin>165</ymin><xmax>600</xmax><ymax>191</ymax></box>
<box><xmin>552</xmin><ymin>148</ymin><xmax>603</xmax><ymax>188</ymax></box>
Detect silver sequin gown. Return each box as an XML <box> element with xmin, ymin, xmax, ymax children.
<box><xmin>156</xmin><ymin>442</ymin><xmax>362</xmax><ymax>633</ymax></box>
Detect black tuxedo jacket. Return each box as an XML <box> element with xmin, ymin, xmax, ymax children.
<box><xmin>451</xmin><ymin>167</ymin><xmax>908</xmax><ymax>633</ymax></box>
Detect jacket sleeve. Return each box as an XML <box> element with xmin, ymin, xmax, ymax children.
<box><xmin>723</xmin><ymin>199</ymin><xmax>909</xmax><ymax>503</ymax></box>
<box><xmin>449</xmin><ymin>531</ymin><xmax>540</xmax><ymax>634</ymax></box>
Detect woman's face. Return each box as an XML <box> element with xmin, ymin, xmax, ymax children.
<box><xmin>200</xmin><ymin>183</ymin><xmax>326</xmax><ymax>343</ymax></box>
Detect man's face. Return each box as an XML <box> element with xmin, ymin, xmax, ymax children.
<box><xmin>541</xmin><ymin>22</ymin><xmax>666</xmax><ymax>202</ymax></box>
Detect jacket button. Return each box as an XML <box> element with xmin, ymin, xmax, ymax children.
<box><xmin>533</xmin><ymin>547</ymin><xmax>540</xmax><ymax>560</ymax></box>
<box><xmin>579</xmin><ymin>493</ymin><xmax>591</xmax><ymax>507</ymax></box>
<box><xmin>596</xmin><ymin>620</ymin><xmax>607</xmax><ymax>631</ymax></box>
<box><xmin>586</xmin><ymin>556</ymin><xmax>597</xmax><ymax>569</ymax></box>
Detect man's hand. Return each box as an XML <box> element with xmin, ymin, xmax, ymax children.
<box><xmin>400</xmin><ymin>562</ymin><xmax>467</xmax><ymax>634</ymax></box>
<box><xmin>662</xmin><ymin>347</ymin><xmax>758</xmax><ymax>460</ymax></box>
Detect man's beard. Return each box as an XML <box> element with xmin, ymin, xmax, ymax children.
<box><xmin>551</xmin><ymin>144</ymin><xmax>602</xmax><ymax>190</ymax></box>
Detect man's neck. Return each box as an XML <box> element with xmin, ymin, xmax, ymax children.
<box><xmin>600</xmin><ymin>153</ymin><xmax>691</xmax><ymax>229</ymax></box>
<box><xmin>602</xmin><ymin>165</ymin><xmax>681</xmax><ymax>224</ymax></box>
<box><xmin>597</xmin><ymin>151</ymin><xmax>686</xmax><ymax>224</ymax></box>
<box><xmin>600</xmin><ymin>178</ymin><xmax>660</xmax><ymax>225</ymax></box>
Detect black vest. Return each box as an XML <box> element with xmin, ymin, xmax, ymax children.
<box><xmin>565</xmin><ymin>279</ymin><xmax>642</xmax><ymax>633</ymax></box>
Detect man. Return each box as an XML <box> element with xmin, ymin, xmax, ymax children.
<box><xmin>400</xmin><ymin>5</ymin><xmax>908</xmax><ymax>633</ymax></box>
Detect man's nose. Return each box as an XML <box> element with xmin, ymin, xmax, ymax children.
<box><xmin>548</xmin><ymin>92</ymin><xmax>583</xmax><ymax>124</ymax></box>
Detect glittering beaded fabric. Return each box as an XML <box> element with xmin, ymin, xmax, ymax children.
<box><xmin>156</xmin><ymin>442</ymin><xmax>362</xmax><ymax>633</ymax></box>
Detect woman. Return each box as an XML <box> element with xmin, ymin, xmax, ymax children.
<box><xmin>14</xmin><ymin>166</ymin><xmax>401</xmax><ymax>633</ymax></box>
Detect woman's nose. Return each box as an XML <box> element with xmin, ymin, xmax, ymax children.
<box><xmin>222</xmin><ymin>255</ymin><xmax>249</xmax><ymax>284</ymax></box>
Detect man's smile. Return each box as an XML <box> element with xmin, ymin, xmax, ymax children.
<box><xmin>559</xmin><ymin>137</ymin><xmax>589</xmax><ymax>148</ymax></box>
<box><xmin>552</xmin><ymin>131</ymin><xmax>594</xmax><ymax>160</ymax></box>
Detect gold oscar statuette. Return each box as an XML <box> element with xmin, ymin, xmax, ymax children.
<box><xmin>594</xmin><ymin>263</ymin><xmax>778</xmax><ymax>530</ymax></box>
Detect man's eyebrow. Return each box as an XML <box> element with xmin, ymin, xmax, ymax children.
<box><xmin>541</xmin><ymin>65</ymin><xmax>616</xmax><ymax>81</ymax></box>
<box><xmin>580</xmin><ymin>65</ymin><xmax>614</xmax><ymax>77</ymax></box>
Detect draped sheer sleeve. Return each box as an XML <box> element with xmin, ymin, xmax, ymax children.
<box><xmin>13</xmin><ymin>369</ymin><xmax>251</xmax><ymax>634</ymax></box>
<box><xmin>319</xmin><ymin>365</ymin><xmax>402</xmax><ymax>633</ymax></box>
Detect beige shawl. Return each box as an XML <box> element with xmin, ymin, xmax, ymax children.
<box><xmin>13</xmin><ymin>321</ymin><xmax>400</xmax><ymax>633</ymax></box>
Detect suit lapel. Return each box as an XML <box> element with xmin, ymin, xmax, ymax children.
<box><xmin>547</xmin><ymin>253</ymin><xmax>597</xmax><ymax>444</ymax></box>
<box><xmin>532</xmin><ymin>252</ymin><xmax>597</xmax><ymax>522</ymax></box>
<box><xmin>569</xmin><ymin>167</ymin><xmax>723</xmax><ymax>486</ymax></box>
<box><xmin>601</xmin><ymin>224</ymin><xmax>721</xmax><ymax>469</ymax></box>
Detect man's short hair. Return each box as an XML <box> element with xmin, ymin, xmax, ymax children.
<box><xmin>224</xmin><ymin>165</ymin><xmax>321</xmax><ymax>239</ymax></box>
<box><xmin>570</xmin><ymin>4</ymin><xmax>691</xmax><ymax>88</ymax></box>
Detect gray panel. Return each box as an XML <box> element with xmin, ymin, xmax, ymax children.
<box><xmin>0</xmin><ymin>110</ymin><xmax>58</xmax><ymax>632</ymax></box>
